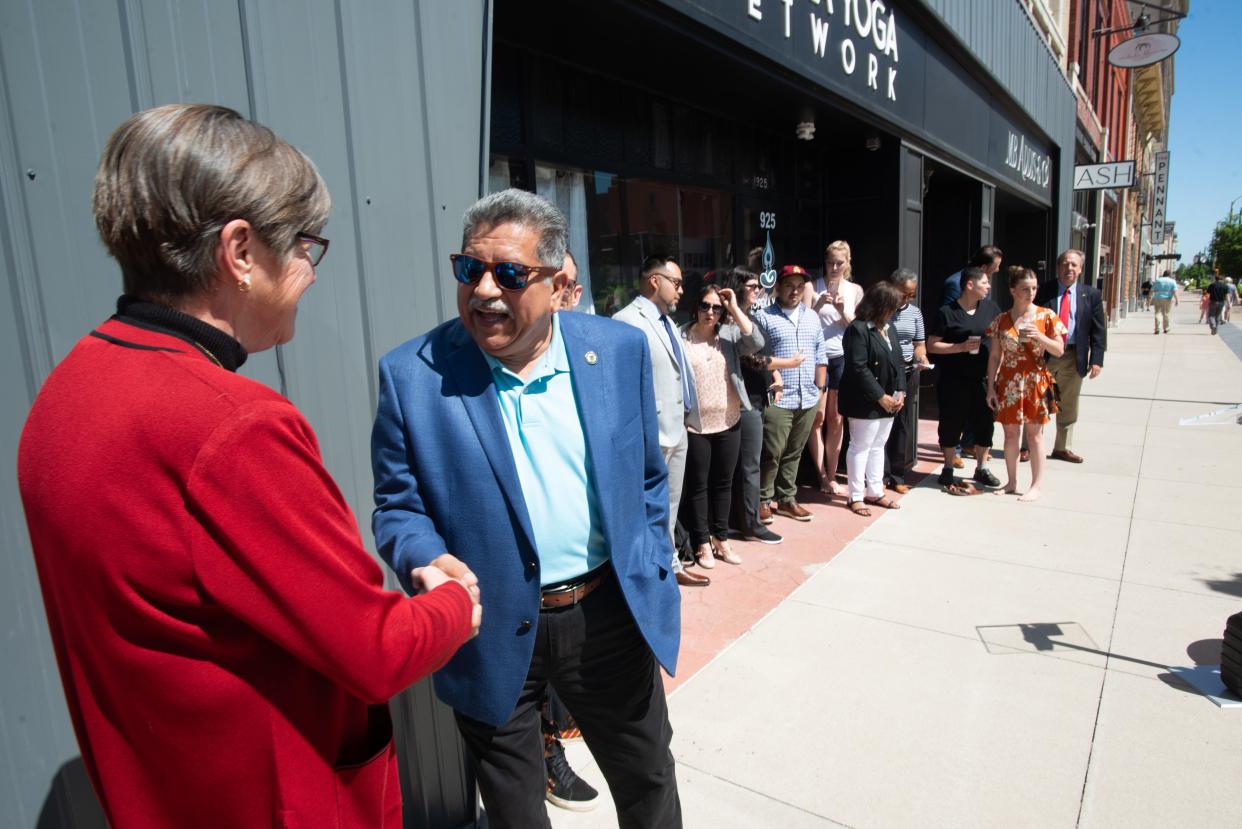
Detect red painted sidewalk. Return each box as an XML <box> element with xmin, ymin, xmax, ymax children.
<box><xmin>666</xmin><ymin>419</ymin><xmax>943</xmax><ymax>692</ymax></box>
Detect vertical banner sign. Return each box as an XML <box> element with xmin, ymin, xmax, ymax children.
<box><xmin>1151</xmin><ymin>151</ymin><xmax>1170</xmax><ymax>245</ymax></box>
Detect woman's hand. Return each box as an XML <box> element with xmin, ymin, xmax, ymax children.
<box><xmin>879</xmin><ymin>394</ymin><xmax>900</xmax><ymax>414</ymax></box>
<box><xmin>413</xmin><ymin>556</ymin><xmax>482</xmax><ymax>639</ymax></box>
<box><xmin>986</xmin><ymin>386</ymin><xmax>999</xmax><ymax>411</ymax></box>
<box><xmin>718</xmin><ymin>287</ymin><xmax>738</xmax><ymax>311</ymax></box>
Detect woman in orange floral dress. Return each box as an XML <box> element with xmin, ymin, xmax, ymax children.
<box><xmin>985</xmin><ymin>267</ymin><xmax>1066</xmax><ymax>501</ymax></box>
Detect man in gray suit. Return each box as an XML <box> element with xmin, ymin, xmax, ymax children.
<box><xmin>614</xmin><ymin>255</ymin><xmax>709</xmax><ymax>587</ymax></box>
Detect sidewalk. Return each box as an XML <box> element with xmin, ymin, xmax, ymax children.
<box><xmin>553</xmin><ymin>296</ymin><xmax>1242</xmax><ymax>828</ymax></box>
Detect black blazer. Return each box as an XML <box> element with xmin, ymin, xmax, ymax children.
<box><xmin>1036</xmin><ymin>279</ymin><xmax>1106</xmax><ymax>377</ymax></box>
<box><xmin>838</xmin><ymin>319</ymin><xmax>906</xmax><ymax>419</ymax></box>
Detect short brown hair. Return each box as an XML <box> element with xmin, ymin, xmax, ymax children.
<box><xmin>93</xmin><ymin>104</ymin><xmax>330</xmax><ymax>301</ymax></box>
<box><xmin>855</xmin><ymin>281</ymin><xmax>905</xmax><ymax>324</ymax></box>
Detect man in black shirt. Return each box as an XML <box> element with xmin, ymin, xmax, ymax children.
<box><xmin>928</xmin><ymin>266</ymin><xmax>1002</xmax><ymax>490</ymax></box>
<box><xmin>1206</xmin><ymin>274</ymin><xmax>1231</xmax><ymax>334</ymax></box>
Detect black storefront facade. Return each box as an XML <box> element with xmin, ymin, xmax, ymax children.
<box><xmin>488</xmin><ymin>0</ymin><xmax>1074</xmax><ymax>321</ymax></box>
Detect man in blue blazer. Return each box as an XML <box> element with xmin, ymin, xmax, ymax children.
<box><xmin>372</xmin><ymin>189</ymin><xmax>681</xmax><ymax>828</ymax></box>
<box><xmin>1036</xmin><ymin>248</ymin><xmax>1106</xmax><ymax>463</ymax></box>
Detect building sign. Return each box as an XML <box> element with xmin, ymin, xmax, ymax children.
<box><xmin>987</xmin><ymin>111</ymin><xmax>1054</xmax><ymax>205</ymax></box>
<box><xmin>1151</xmin><ymin>151</ymin><xmax>1170</xmax><ymax>245</ymax></box>
<box><xmin>1073</xmin><ymin>160</ymin><xmax>1136</xmax><ymax>190</ymax></box>
<box><xmin>745</xmin><ymin>0</ymin><xmax>901</xmax><ymax>102</ymax></box>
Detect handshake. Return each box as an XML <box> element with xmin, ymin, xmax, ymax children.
<box><xmin>412</xmin><ymin>553</ymin><xmax>483</xmax><ymax>638</ymax></box>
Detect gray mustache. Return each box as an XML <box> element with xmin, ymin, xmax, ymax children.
<box><xmin>469</xmin><ymin>298</ymin><xmax>511</xmax><ymax>315</ymax></box>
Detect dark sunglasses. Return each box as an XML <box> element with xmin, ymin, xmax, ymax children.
<box><xmin>744</xmin><ymin>283</ymin><xmax>761</xmax><ymax>291</ymax></box>
<box><xmin>296</xmin><ymin>231</ymin><xmax>329</xmax><ymax>267</ymax></box>
<box><xmin>450</xmin><ymin>253</ymin><xmax>559</xmax><ymax>291</ymax></box>
<box><xmin>699</xmin><ymin>302</ymin><xmax>724</xmax><ymax>314</ymax></box>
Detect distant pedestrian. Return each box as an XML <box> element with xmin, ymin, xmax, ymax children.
<box><xmin>839</xmin><ymin>282</ymin><xmax>907</xmax><ymax>515</ymax></box>
<box><xmin>1140</xmin><ymin>278</ymin><xmax>1152</xmax><ymax>310</ymax></box>
<box><xmin>986</xmin><ymin>267</ymin><xmax>1067</xmax><ymax>502</ymax></box>
<box><xmin>1151</xmin><ymin>270</ymin><xmax>1178</xmax><ymax>334</ymax></box>
<box><xmin>884</xmin><ymin>268</ymin><xmax>932</xmax><ymax>493</ymax></box>
<box><xmin>755</xmin><ymin>265</ymin><xmax>828</xmax><ymax>524</ymax></box>
<box><xmin>1206</xmin><ymin>273</ymin><xmax>1231</xmax><ymax>334</ymax></box>
<box><xmin>928</xmin><ymin>266</ymin><xmax>1002</xmax><ymax>492</ymax></box>
<box><xmin>1199</xmin><ymin>287</ymin><xmax>1211</xmax><ymax>324</ymax></box>
<box><xmin>1037</xmin><ymin>249</ymin><xmax>1106</xmax><ymax>464</ymax></box>
<box><xmin>1226</xmin><ymin>277</ymin><xmax>1239</xmax><ymax>322</ymax></box>
<box><xmin>807</xmin><ymin>240</ymin><xmax>863</xmax><ymax>498</ymax></box>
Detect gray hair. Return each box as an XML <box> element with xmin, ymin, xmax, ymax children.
<box><xmin>888</xmin><ymin>267</ymin><xmax>918</xmax><ymax>287</ymax></box>
<box><xmin>93</xmin><ymin>103</ymin><xmax>330</xmax><ymax>302</ymax></box>
<box><xmin>1057</xmin><ymin>248</ymin><xmax>1085</xmax><ymax>266</ymax></box>
<box><xmin>461</xmin><ymin>188</ymin><xmax>568</xmax><ymax>268</ymax></box>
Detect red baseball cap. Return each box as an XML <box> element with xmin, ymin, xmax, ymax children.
<box><xmin>778</xmin><ymin>264</ymin><xmax>809</xmax><ymax>283</ymax></box>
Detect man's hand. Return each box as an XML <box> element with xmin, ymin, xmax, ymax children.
<box><xmin>1088</xmin><ymin>365</ymin><xmax>1102</xmax><ymax>380</ymax></box>
<box><xmin>427</xmin><ymin>553</ymin><xmax>478</xmax><ymax>588</ymax></box>
<box><xmin>412</xmin><ymin>561</ymin><xmax>483</xmax><ymax>640</ymax></box>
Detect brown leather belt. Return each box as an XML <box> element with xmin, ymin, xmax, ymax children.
<box><xmin>540</xmin><ymin>568</ymin><xmax>608</xmax><ymax>611</ymax></box>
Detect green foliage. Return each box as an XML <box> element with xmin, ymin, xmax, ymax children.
<box><xmin>1210</xmin><ymin>222</ymin><xmax>1242</xmax><ymax>277</ymax></box>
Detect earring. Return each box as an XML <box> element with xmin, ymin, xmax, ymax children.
<box><xmin>238</xmin><ymin>273</ymin><xmax>251</xmax><ymax>293</ymax></box>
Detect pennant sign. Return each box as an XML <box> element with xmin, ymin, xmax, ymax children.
<box><xmin>1151</xmin><ymin>151</ymin><xmax>1170</xmax><ymax>245</ymax></box>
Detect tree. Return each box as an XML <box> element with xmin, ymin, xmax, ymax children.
<box><xmin>1210</xmin><ymin>222</ymin><xmax>1242</xmax><ymax>277</ymax></box>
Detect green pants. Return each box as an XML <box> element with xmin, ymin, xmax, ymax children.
<box><xmin>760</xmin><ymin>405</ymin><xmax>819</xmax><ymax>504</ymax></box>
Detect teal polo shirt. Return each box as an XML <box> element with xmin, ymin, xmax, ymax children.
<box><xmin>483</xmin><ymin>313</ymin><xmax>607</xmax><ymax>586</ymax></box>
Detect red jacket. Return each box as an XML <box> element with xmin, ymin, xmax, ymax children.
<box><xmin>18</xmin><ymin>314</ymin><xmax>474</xmax><ymax>828</ymax></box>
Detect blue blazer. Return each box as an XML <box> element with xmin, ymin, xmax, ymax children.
<box><xmin>371</xmin><ymin>311</ymin><xmax>680</xmax><ymax>726</ymax></box>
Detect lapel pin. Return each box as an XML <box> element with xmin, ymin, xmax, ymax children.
<box><xmin>584</xmin><ymin>351</ymin><xmax>598</xmax><ymax>365</ymax></box>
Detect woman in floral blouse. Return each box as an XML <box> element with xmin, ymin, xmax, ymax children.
<box><xmin>985</xmin><ymin>266</ymin><xmax>1067</xmax><ymax>502</ymax></box>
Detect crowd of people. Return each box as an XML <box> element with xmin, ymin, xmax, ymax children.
<box><xmin>19</xmin><ymin>104</ymin><xmax>1133</xmax><ymax>829</ymax></box>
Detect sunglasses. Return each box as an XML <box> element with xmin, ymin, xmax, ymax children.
<box><xmin>450</xmin><ymin>253</ymin><xmax>559</xmax><ymax>291</ymax></box>
<box><xmin>699</xmin><ymin>302</ymin><xmax>724</xmax><ymax>314</ymax></box>
<box><xmin>744</xmin><ymin>283</ymin><xmax>761</xmax><ymax>291</ymax></box>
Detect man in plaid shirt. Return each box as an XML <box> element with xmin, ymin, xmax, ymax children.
<box><xmin>754</xmin><ymin>265</ymin><xmax>829</xmax><ymax>523</ymax></box>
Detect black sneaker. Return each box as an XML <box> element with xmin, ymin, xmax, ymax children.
<box><xmin>746</xmin><ymin>526</ymin><xmax>783</xmax><ymax>545</ymax></box>
<box><xmin>938</xmin><ymin>468</ymin><xmax>955</xmax><ymax>488</ymax></box>
<box><xmin>973</xmin><ymin>467</ymin><xmax>1001</xmax><ymax>488</ymax></box>
<box><xmin>545</xmin><ymin>740</ymin><xmax>599</xmax><ymax>812</ymax></box>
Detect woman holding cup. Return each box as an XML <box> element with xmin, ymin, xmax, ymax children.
<box><xmin>985</xmin><ymin>266</ymin><xmax>1067</xmax><ymax>501</ymax></box>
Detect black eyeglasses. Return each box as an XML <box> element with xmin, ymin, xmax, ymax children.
<box><xmin>744</xmin><ymin>282</ymin><xmax>761</xmax><ymax>291</ymax></box>
<box><xmin>655</xmin><ymin>271</ymin><xmax>684</xmax><ymax>289</ymax></box>
<box><xmin>296</xmin><ymin>232</ymin><xmax>329</xmax><ymax>267</ymax></box>
<box><xmin>699</xmin><ymin>302</ymin><xmax>724</xmax><ymax>314</ymax></box>
<box><xmin>450</xmin><ymin>253</ymin><xmax>559</xmax><ymax>291</ymax></box>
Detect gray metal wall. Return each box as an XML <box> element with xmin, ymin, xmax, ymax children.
<box><xmin>0</xmin><ymin>1</ymin><xmax>487</xmax><ymax>826</ymax></box>
<box><xmin>917</xmin><ymin>0</ymin><xmax>1077</xmax><ymax>251</ymax></box>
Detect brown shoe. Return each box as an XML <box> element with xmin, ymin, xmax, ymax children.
<box><xmin>676</xmin><ymin>569</ymin><xmax>711</xmax><ymax>587</ymax></box>
<box><xmin>1049</xmin><ymin>449</ymin><xmax>1084</xmax><ymax>463</ymax></box>
<box><xmin>960</xmin><ymin>447</ymin><xmax>976</xmax><ymax>459</ymax></box>
<box><xmin>890</xmin><ymin>482</ymin><xmax>911</xmax><ymax>494</ymax></box>
<box><xmin>776</xmin><ymin>501</ymin><xmax>813</xmax><ymax>521</ymax></box>
<box><xmin>758</xmin><ymin>503</ymin><xmax>774</xmax><ymax>524</ymax></box>
<box><xmin>952</xmin><ymin>456</ymin><xmax>965</xmax><ymax>469</ymax></box>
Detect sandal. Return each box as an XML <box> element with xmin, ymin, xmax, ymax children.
<box><xmin>848</xmin><ymin>501</ymin><xmax>872</xmax><ymax>516</ymax></box>
<box><xmin>864</xmin><ymin>496</ymin><xmax>902</xmax><ymax>510</ymax></box>
<box><xmin>710</xmin><ymin>537</ymin><xmax>743</xmax><ymax>565</ymax></box>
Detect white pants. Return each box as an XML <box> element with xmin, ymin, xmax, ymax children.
<box><xmin>662</xmin><ymin>433</ymin><xmax>688</xmax><ymax>573</ymax></box>
<box><xmin>847</xmin><ymin>417</ymin><xmax>895</xmax><ymax>502</ymax></box>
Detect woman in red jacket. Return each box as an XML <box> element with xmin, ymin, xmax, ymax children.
<box><xmin>17</xmin><ymin>104</ymin><xmax>480</xmax><ymax>828</ymax></box>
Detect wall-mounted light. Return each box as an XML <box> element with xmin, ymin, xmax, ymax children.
<box><xmin>796</xmin><ymin>121</ymin><xmax>816</xmax><ymax>141</ymax></box>
<box><xmin>865</xmin><ymin>135</ymin><xmax>881</xmax><ymax>151</ymax></box>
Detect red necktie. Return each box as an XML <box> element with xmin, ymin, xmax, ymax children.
<box><xmin>1058</xmin><ymin>289</ymin><xmax>1071</xmax><ymax>341</ymax></box>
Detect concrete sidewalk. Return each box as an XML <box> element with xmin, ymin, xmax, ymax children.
<box><xmin>552</xmin><ymin>295</ymin><xmax>1242</xmax><ymax>828</ymax></box>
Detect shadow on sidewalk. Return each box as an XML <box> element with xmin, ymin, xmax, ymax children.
<box><xmin>1202</xmin><ymin>571</ymin><xmax>1242</xmax><ymax>599</ymax></box>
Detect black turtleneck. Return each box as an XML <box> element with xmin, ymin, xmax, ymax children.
<box><xmin>113</xmin><ymin>295</ymin><xmax>248</xmax><ymax>372</ymax></box>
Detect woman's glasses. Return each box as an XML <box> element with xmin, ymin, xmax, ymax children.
<box><xmin>296</xmin><ymin>232</ymin><xmax>329</xmax><ymax>267</ymax></box>
<box><xmin>450</xmin><ymin>254</ymin><xmax>560</xmax><ymax>291</ymax></box>
<box><xmin>699</xmin><ymin>301</ymin><xmax>724</xmax><ymax>314</ymax></box>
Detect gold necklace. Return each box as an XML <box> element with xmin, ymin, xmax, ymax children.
<box><xmin>191</xmin><ymin>341</ymin><xmax>224</xmax><ymax>368</ymax></box>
